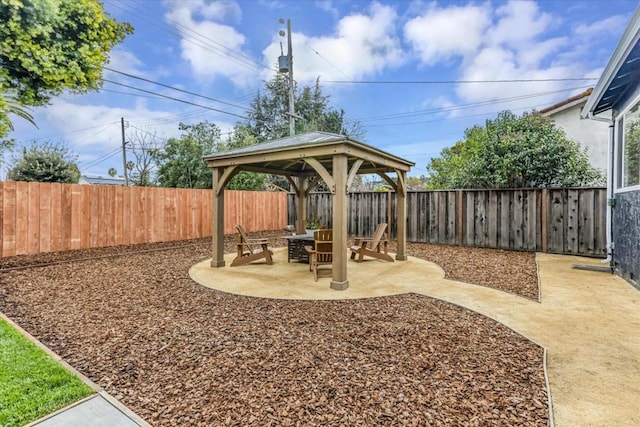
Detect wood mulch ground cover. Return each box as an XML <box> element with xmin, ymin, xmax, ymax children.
<box><xmin>0</xmin><ymin>232</ymin><xmax>547</xmax><ymax>426</ymax></box>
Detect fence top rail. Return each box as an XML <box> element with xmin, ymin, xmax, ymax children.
<box><xmin>292</xmin><ymin>187</ymin><xmax>607</xmax><ymax>195</ymax></box>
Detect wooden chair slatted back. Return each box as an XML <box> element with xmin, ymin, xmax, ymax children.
<box><xmin>314</xmin><ymin>230</ymin><xmax>333</xmax><ymax>264</ymax></box>
<box><xmin>370</xmin><ymin>223</ymin><xmax>388</xmax><ymax>247</ymax></box>
<box><xmin>236</xmin><ymin>224</ymin><xmax>249</xmax><ymax>243</ymax></box>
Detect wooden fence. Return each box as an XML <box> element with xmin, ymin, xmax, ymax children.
<box><xmin>0</xmin><ymin>182</ymin><xmax>606</xmax><ymax>258</ymax></box>
<box><xmin>0</xmin><ymin>182</ymin><xmax>288</xmax><ymax>257</ymax></box>
<box><xmin>288</xmin><ymin>188</ymin><xmax>607</xmax><ymax>257</ymax></box>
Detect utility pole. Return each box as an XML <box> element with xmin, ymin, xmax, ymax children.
<box><xmin>279</xmin><ymin>19</ymin><xmax>296</xmax><ymax>136</ymax></box>
<box><xmin>286</xmin><ymin>19</ymin><xmax>295</xmax><ymax>136</ymax></box>
<box><xmin>121</xmin><ymin>117</ymin><xmax>129</xmax><ymax>186</ymax></box>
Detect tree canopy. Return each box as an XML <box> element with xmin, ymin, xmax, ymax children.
<box><xmin>245</xmin><ymin>74</ymin><xmax>364</xmax><ymax>143</ymax></box>
<box><xmin>152</xmin><ymin>122</ymin><xmax>222</xmax><ymax>189</ymax></box>
<box><xmin>0</xmin><ymin>0</ymin><xmax>132</xmax><ymax>135</ymax></box>
<box><xmin>426</xmin><ymin>111</ymin><xmax>603</xmax><ymax>189</ymax></box>
<box><xmin>7</xmin><ymin>141</ymin><xmax>80</xmax><ymax>183</ymax></box>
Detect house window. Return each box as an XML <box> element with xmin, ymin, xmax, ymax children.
<box><xmin>619</xmin><ymin>99</ymin><xmax>640</xmax><ymax>188</ymax></box>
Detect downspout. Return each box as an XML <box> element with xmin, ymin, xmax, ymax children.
<box><xmin>603</xmin><ymin>122</ymin><xmax>615</xmax><ymax>265</ymax></box>
<box><xmin>584</xmin><ymin>113</ymin><xmax>614</xmax><ymax>265</ymax></box>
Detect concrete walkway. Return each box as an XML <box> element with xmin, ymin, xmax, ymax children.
<box><xmin>190</xmin><ymin>248</ymin><xmax>640</xmax><ymax>426</ymax></box>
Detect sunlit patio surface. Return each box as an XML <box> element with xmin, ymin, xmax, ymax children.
<box><xmin>190</xmin><ymin>247</ymin><xmax>443</xmax><ymax>300</ymax></box>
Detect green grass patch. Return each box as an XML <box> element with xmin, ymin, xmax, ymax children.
<box><xmin>0</xmin><ymin>318</ymin><xmax>93</xmax><ymax>426</ymax></box>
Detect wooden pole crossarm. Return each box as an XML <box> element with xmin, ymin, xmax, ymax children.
<box><xmin>304</xmin><ymin>157</ymin><xmax>335</xmax><ymax>194</ymax></box>
<box><xmin>346</xmin><ymin>159</ymin><xmax>363</xmax><ymax>193</ymax></box>
<box><xmin>214</xmin><ymin>165</ymin><xmax>238</xmax><ymax>195</ymax></box>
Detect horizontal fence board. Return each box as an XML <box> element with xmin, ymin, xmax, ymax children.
<box><xmin>290</xmin><ymin>188</ymin><xmax>606</xmax><ymax>257</ymax></box>
<box><xmin>0</xmin><ymin>182</ymin><xmax>287</xmax><ymax>257</ymax></box>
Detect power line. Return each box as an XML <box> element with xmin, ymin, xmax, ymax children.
<box><xmin>325</xmin><ymin>77</ymin><xmax>598</xmax><ymax>84</ymax></box>
<box><xmin>104</xmin><ymin>67</ymin><xmax>250</xmax><ymax>111</ymax></box>
<box><xmin>109</xmin><ymin>0</ymin><xmax>267</xmax><ymax>73</ymax></box>
<box><xmin>306</xmin><ymin>44</ymin><xmax>351</xmax><ymax>80</ymax></box>
<box><xmin>79</xmin><ymin>147</ymin><xmax>123</xmax><ymax>170</ymax></box>
<box><xmin>102</xmin><ymin>79</ymin><xmax>248</xmax><ymax>120</ymax></box>
<box><xmin>14</xmin><ymin>122</ymin><xmax>119</xmax><ymax>142</ymax></box>
<box><xmin>350</xmin><ymin>86</ymin><xmax>591</xmax><ymax>123</ymax></box>
<box><xmin>99</xmin><ymin>88</ymin><xmax>165</xmax><ymax>99</ymax></box>
<box><xmin>132</xmin><ymin>109</ymin><xmax>213</xmax><ymax>126</ymax></box>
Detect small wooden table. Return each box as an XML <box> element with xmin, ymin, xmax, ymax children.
<box><xmin>282</xmin><ymin>234</ymin><xmax>315</xmax><ymax>263</ymax></box>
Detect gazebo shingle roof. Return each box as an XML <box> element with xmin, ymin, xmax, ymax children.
<box><xmin>204</xmin><ymin>131</ymin><xmax>414</xmax><ymax>176</ymax></box>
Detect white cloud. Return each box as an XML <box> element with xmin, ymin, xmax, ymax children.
<box><xmin>315</xmin><ymin>0</ymin><xmax>339</xmax><ymax>18</ymax></box>
<box><xmin>165</xmin><ymin>0</ymin><xmax>242</xmax><ymax>22</ymax></box>
<box><xmin>163</xmin><ymin>1</ymin><xmax>259</xmax><ymax>87</ymax></box>
<box><xmin>486</xmin><ymin>1</ymin><xmax>552</xmax><ymax>48</ymax></box>
<box><xmin>405</xmin><ymin>0</ymin><xmax>589</xmax><ymax>115</ymax></box>
<box><xmin>516</xmin><ymin>36</ymin><xmax>567</xmax><ymax>68</ymax></box>
<box><xmin>454</xmin><ymin>45</ymin><xmax>581</xmax><ymax>113</ymax></box>
<box><xmin>262</xmin><ymin>2</ymin><xmax>403</xmax><ymax>82</ymax></box>
<box><xmin>574</xmin><ymin>14</ymin><xmax>629</xmax><ymax>38</ymax></box>
<box><xmin>404</xmin><ymin>3</ymin><xmax>491</xmax><ymax>64</ymax></box>
<box><xmin>106</xmin><ymin>48</ymin><xmax>147</xmax><ymax>77</ymax></box>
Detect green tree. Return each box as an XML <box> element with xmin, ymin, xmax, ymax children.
<box><xmin>241</xmin><ymin>74</ymin><xmax>364</xmax><ymax>191</ymax></box>
<box><xmin>426</xmin><ymin>111</ymin><xmax>603</xmax><ymax>189</ymax></box>
<box><xmin>153</xmin><ymin>121</ymin><xmax>223</xmax><ymax>188</ymax></box>
<box><xmin>246</xmin><ymin>75</ymin><xmax>364</xmax><ymax>141</ymax></box>
<box><xmin>0</xmin><ymin>0</ymin><xmax>132</xmax><ymax>135</ymax></box>
<box><xmin>224</xmin><ymin>124</ymin><xmax>268</xmax><ymax>191</ymax></box>
<box><xmin>7</xmin><ymin>141</ymin><xmax>80</xmax><ymax>183</ymax></box>
<box><xmin>0</xmin><ymin>92</ymin><xmax>37</xmax><ymax>137</ymax></box>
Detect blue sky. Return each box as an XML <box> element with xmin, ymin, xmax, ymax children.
<box><xmin>7</xmin><ymin>0</ymin><xmax>639</xmax><ymax>179</ymax></box>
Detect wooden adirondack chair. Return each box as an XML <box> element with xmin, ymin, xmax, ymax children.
<box><xmin>305</xmin><ymin>229</ymin><xmax>333</xmax><ymax>281</ymax></box>
<box><xmin>349</xmin><ymin>223</ymin><xmax>394</xmax><ymax>263</ymax></box>
<box><xmin>230</xmin><ymin>224</ymin><xmax>274</xmax><ymax>267</ymax></box>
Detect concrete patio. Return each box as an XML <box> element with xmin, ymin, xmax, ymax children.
<box><xmin>190</xmin><ymin>248</ymin><xmax>640</xmax><ymax>426</ymax></box>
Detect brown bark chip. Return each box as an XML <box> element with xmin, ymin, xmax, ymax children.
<box><xmin>0</xmin><ymin>235</ymin><xmax>546</xmax><ymax>426</ymax></box>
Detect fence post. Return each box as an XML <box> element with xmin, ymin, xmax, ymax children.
<box><xmin>387</xmin><ymin>190</ymin><xmax>392</xmax><ymax>237</ymax></box>
<box><xmin>457</xmin><ymin>190</ymin><xmax>463</xmax><ymax>246</ymax></box>
<box><xmin>541</xmin><ymin>188</ymin><xmax>548</xmax><ymax>253</ymax></box>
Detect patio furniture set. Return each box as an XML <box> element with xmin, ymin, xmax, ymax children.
<box><xmin>230</xmin><ymin>223</ymin><xmax>394</xmax><ymax>281</ymax></box>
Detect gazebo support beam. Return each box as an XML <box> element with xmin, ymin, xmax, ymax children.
<box><xmin>346</xmin><ymin>159</ymin><xmax>363</xmax><ymax>191</ymax></box>
<box><xmin>287</xmin><ymin>176</ymin><xmax>308</xmax><ymax>234</ymax></box>
<box><xmin>304</xmin><ymin>158</ymin><xmax>335</xmax><ymax>194</ymax></box>
<box><xmin>211</xmin><ymin>167</ymin><xmax>226</xmax><ymax>267</ymax></box>
<box><xmin>395</xmin><ymin>169</ymin><xmax>408</xmax><ymax>261</ymax></box>
<box><xmin>331</xmin><ymin>153</ymin><xmax>349</xmax><ymax>290</ymax></box>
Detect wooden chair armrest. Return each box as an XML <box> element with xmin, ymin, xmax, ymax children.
<box><xmin>245</xmin><ymin>238</ymin><xmax>269</xmax><ymax>244</ymax></box>
<box><xmin>304</xmin><ymin>245</ymin><xmax>316</xmax><ymax>254</ymax></box>
<box><xmin>360</xmin><ymin>237</ymin><xmax>389</xmax><ymax>243</ymax></box>
<box><xmin>238</xmin><ymin>241</ymin><xmax>268</xmax><ymax>248</ymax></box>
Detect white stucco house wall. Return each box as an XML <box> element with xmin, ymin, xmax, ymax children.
<box><xmin>540</xmin><ymin>88</ymin><xmax>610</xmax><ymax>175</ymax></box>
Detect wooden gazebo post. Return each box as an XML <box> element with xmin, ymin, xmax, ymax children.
<box><xmin>211</xmin><ymin>167</ymin><xmax>226</xmax><ymax>267</ymax></box>
<box><xmin>331</xmin><ymin>153</ymin><xmax>349</xmax><ymax>290</ymax></box>
<box><xmin>395</xmin><ymin>170</ymin><xmax>408</xmax><ymax>261</ymax></box>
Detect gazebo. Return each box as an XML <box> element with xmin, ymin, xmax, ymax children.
<box><xmin>203</xmin><ymin>131</ymin><xmax>414</xmax><ymax>290</ymax></box>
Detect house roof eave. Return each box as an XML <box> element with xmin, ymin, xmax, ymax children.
<box><xmin>582</xmin><ymin>5</ymin><xmax>640</xmax><ymax>118</ymax></box>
